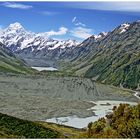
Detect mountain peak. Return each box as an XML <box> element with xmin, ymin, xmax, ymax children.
<box><xmin>98</xmin><ymin>32</ymin><xmax>108</xmax><ymax>37</ymax></box>
<box><xmin>8</xmin><ymin>22</ymin><xmax>24</xmax><ymax>30</ymax></box>
<box><xmin>119</xmin><ymin>22</ymin><xmax>130</xmax><ymax>34</ymax></box>
<box><xmin>120</xmin><ymin>22</ymin><xmax>130</xmax><ymax>27</ymax></box>
<box><xmin>89</xmin><ymin>32</ymin><xmax>108</xmax><ymax>41</ymax></box>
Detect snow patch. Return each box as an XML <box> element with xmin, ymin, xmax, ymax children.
<box><xmin>119</xmin><ymin>23</ymin><xmax>130</xmax><ymax>34</ymax></box>
<box><xmin>33</xmin><ymin>41</ymin><xmax>40</xmax><ymax>46</ymax></box>
<box><xmin>21</xmin><ymin>38</ymin><xmax>34</xmax><ymax>49</ymax></box>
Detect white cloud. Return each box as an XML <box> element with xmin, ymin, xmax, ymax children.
<box><xmin>72</xmin><ymin>16</ymin><xmax>77</xmax><ymax>23</ymax></box>
<box><xmin>67</xmin><ymin>2</ymin><xmax>140</xmax><ymax>12</ymax></box>
<box><xmin>70</xmin><ymin>27</ymin><xmax>93</xmax><ymax>39</ymax></box>
<box><xmin>45</xmin><ymin>27</ymin><xmax>68</xmax><ymax>37</ymax></box>
<box><xmin>40</xmin><ymin>11</ymin><xmax>58</xmax><ymax>16</ymax></box>
<box><xmin>75</xmin><ymin>22</ymin><xmax>86</xmax><ymax>27</ymax></box>
<box><xmin>2</xmin><ymin>2</ymin><xmax>33</xmax><ymax>9</ymax></box>
<box><xmin>72</xmin><ymin>16</ymin><xmax>86</xmax><ymax>27</ymax></box>
<box><xmin>98</xmin><ymin>2</ymin><xmax>140</xmax><ymax>12</ymax></box>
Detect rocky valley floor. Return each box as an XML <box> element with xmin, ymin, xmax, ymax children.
<box><xmin>0</xmin><ymin>74</ymin><xmax>138</xmax><ymax>125</ymax></box>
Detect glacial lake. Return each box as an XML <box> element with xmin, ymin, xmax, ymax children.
<box><xmin>32</xmin><ymin>66</ymin><xmax>58</xmax><ymax>71</ymax></box>
<box><xmin>46</xmin><ymin>100</ymin><xmax>137</xmax><ymax>128</ymax></box>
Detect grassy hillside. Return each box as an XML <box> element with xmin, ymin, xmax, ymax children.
<box><xmin>0</xmin><ymin>112</ymin><xmax>85</xmax><ymax>138</ymax></box>
<box><xmin>85</xmin><ymin>49</ymin><xmax>140</xmax><ymax>89</ymax></box>
<box><xmin>0</xmin><ymin>113</ymin><xmax>61</xmax><ymax>138</ymax></box>
<box><xmin>0</xmin><ymin>42</ymin><xmax>35</xmax><ymax>74</ymax></box>
<box><xmin>71</xmin><ymin>21</ymin><xmax>140</xmax><ymax>89</ymax></box>
<box><xmin>39</xmin><ymin>121</ymin><xmax>85</xmax><ymax>138</ymax></box>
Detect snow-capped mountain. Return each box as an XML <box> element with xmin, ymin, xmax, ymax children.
<box><xmin>0</xmin><ymin>22</ymin><xmax>35</xmax><ymax>51</ymax></box>
<box><xmin>0</xmin><ymin>21</ymin><xmax>135</xmax><ymax>67</ymax></box>
<box><xmin>0</xmin><ymin>22</ymin><xmax>79</xmax><ymax>60</ymax></box>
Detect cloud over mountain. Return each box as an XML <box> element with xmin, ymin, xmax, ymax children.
<box><xmin>2</xmin><ymin>2</ymin><xmax>33</xmax><ymax>9</ymax></box>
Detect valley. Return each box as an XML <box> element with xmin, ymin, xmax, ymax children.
<box><xmin>0</xmin><ymin>12</ymin><xmax>140</xmax><ymax>138</ymax></box>
<box><xmin>1</xmin><ymin>21</ymin><xmax>139</xmax><ymax>89</ymax></box>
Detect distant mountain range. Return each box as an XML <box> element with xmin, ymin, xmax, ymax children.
<box><xmin>0</xmin><ymin>22</ymin><xmax>109</xmax><ymax>61</ymax></box>
<box><xmin>0</xmin><ymin>20</ymin><xmax>139</xmax><ymax>89</ymax></box>
<box><xmin>0</xmin><ymin>22</ymin><xmax>79</xmax><ymax>60</ymax></box>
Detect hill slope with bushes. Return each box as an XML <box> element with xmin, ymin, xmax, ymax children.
<box><xmin>86</xmin><ymin>102</ymin><xmax>140</xmax><ymax>138</ymax></box>
<box><xmin>0</xmin><ymin>112</ymin><xmax>61</xmax><ymax>138</ymax></box>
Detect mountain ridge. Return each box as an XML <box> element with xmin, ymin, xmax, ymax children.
<box><xmin>0</xmin><ymin>22</ymin><xmax>79</xmax><ymax>60</ymax></box>
<box><xmin>69</xmin><ymin>20</ymin><xmax>140</xmax><ymax>89</ymax></box>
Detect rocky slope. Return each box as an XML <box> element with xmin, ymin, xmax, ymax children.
<box><xmin>0</xmin><ymin>74</ymin><xmax>137</xmax><ymax>122</ymax></box>
<box><xmin>70</xmin><ymin>21</ymin><xmax>140</xmax><ymax>89</ymax></box>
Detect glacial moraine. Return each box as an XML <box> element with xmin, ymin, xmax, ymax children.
<box><xmin>0</xmin><ymin>74</ymin><xmax>138</xmax><ymax>127</ymax></box>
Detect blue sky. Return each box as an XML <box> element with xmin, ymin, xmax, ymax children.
<box><xmin>0</xmin><ymin>2</ymin><xmax>140</xmax><ymax>41</ymax></box>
